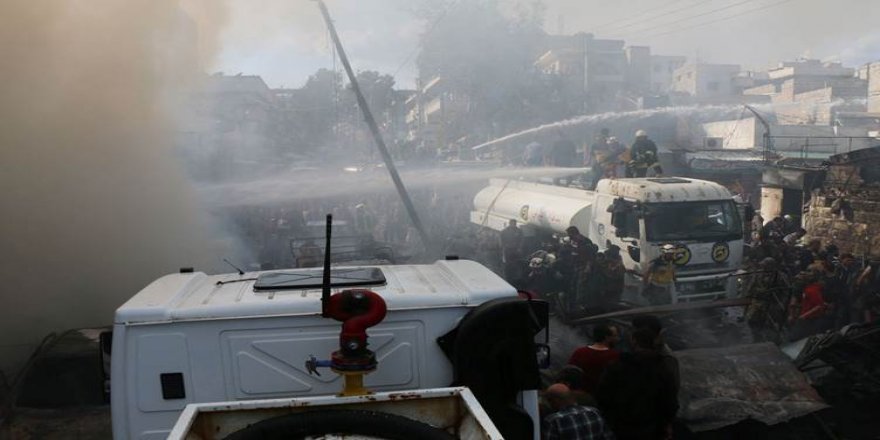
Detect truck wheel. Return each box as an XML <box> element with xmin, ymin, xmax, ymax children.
<box><xmin>223</xmin><ymin>409</ymin><xmax>455</xmax><ymax>440</ymax></box>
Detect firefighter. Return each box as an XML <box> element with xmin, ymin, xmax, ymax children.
<box><xmin>745</xmin><ymin>257</ymin><xmax>791</xmax><ymax>342</ymax></box>
<box><xmin>627</xmin><ymin>129</ymin><xmax>663</xmax><ymax>178</ymax></box>
<box><xmin>500</xmin><ymin>219</ymin><xmax>524</xmax><ymax>282</ymax></box>
<box><xmin>643</xmin><ymin>244</ymin><xmax>677</xmax><ymax>305</ymax></box>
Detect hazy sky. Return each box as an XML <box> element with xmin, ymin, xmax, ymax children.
<box><xmin>214</xmin><ymin>0</ymin><xmax>880</xmax><ymax>89</ymax></box>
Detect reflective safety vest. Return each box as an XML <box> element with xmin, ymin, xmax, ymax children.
<box><xmin>649</xmin><ymin>259</ymin><xmax>675</xmax><ymax>286</ymax></box>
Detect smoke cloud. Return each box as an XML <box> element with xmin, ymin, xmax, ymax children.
<box><xmin>0</xmin><ymin>0</ymin><xmax>230</xmax><ymax>374</ymax></box>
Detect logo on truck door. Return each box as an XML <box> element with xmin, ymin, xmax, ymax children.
<box><xmin>711</xmin><ymin>242</ymin><xmax>730</xmax><ymax>263</ymax></box>
<box><xmin>520</xmin><ymin>205</ymin><xmax>530</xmax><ymax>221</ymax></box>
<box><xmin>673</xmin><ymin>245</ymin><xmax>691</xmax><ymax>266</ymax></box>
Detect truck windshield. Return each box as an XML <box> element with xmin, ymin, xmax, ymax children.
<box><xmin>645</xmin><ymin>200</ymin><xmax>742</xmax><ymax>242</ymax></box>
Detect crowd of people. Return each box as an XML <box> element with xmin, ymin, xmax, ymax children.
<box><xmin>743</xmin><ymin>213</ymin><xmax>880</xmax><ymax>342</ymax></box>
<box><xmin>542</xmin><ymin>317</ymin><xmax>680</xmax><ymax>440</ymax></box>
<box><xmin>221</xmin><ymin>186</ymin><xmax>476</xmax><ymax>269</ymax></box>
<box><xmin>499</xmin><ymin>221</ymin><xmax>627</xmax><ymax>316</ymax></box>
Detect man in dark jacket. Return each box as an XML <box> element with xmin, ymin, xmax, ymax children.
<box><xmin>597</xmin><ymin>328</ymin><xmax>679</xmax><ymax>440</ymax></box>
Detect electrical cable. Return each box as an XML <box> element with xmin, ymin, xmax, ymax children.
<box><xmin>618</xmin><ymin>0</ymin><xmax>762</xmax><ymax>38</ymax></box>
<box><xmin>602</xmin><ymin>0</ymin><xmax>717</xmax><ymax>33</ymax></box>
<box><xmin>640</xmin><ymin>0</ymin><xmax>794</xmax><ymax>39</ymax></box>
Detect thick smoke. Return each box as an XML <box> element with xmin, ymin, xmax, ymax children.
<box><xmin>0</xmin><ymin>1</ymin><xmax>229</xmax><ymax>375</ymax></box>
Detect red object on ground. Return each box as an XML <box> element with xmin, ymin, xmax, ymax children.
<box><xmin>568</xmin><ymin>346</ymin><xmax>621</xmax><ymax>394</ymax></box>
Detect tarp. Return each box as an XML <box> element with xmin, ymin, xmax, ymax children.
<box><xmin>676</xmin><ymin>342</ymin><xmax>827</xmax><ymax>432</ymax></box>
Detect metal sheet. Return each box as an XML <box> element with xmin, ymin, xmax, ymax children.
<box><xmin>676</xmin><ymin>342</ymin><xmax>827</xmax><ymax>432</ymax></box>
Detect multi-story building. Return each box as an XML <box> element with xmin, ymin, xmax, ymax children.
<box><xmin>670</xmin><ymin>63</ymin><xmax>742</xmax><ymax>100</ymax></box>
<box><xmin>179</xmin><ymin>74</ymin><xmax>278</xmax><ymax>181</ymax></box>
<box><xmin>649</xmin><ymin>55</ymin><xmax>687</xmax><ymax>94</ymax></box>
<box><xmin>405</xmin><ymin>76</ymin><xmax>471</xmax><ymax>153</ymax></box>
<box><xmin>534</xmin><ymin>33</ymin><xmax>630</xmax><ymax>113</ymax></box>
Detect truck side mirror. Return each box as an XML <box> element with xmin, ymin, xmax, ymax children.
<box><xmin>536</xmin><ymin>343</ymin><xmax>551</xmax><ymax>369</ymax></box>
<box><xmin>628</xmin><ymin>245</ymin><xmax>641</xmax><ymax>262</ymax></box>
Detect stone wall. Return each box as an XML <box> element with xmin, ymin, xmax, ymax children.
<box><xmin>804</xmin><ymin>163</ymin><xmax>880</xmax><ymax>259</ymax></box>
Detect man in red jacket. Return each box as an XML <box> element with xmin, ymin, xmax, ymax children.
<box><xmin>568</xmin><ymin>325</ymin><xmax>621</xmax><ymax>394</ymax></box>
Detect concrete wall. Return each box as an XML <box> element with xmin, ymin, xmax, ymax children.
<box><xmin>698</xmin><ymin>118</ymin><xmax>875</xmax><ymax>154</ymax></box>
<box><xmin>760</xmin><ymin>187</ymin><xmax>784</xmax><ymax>222</ymax></box>
<box><xmin>650</xmin><ymin>55</ymin><xmax>686</xmax><ymax>94</ymax></box>
<box><xmin>869</xmin><ymin>62</ymin><xmax>880</xmax><ymax>113</ymax></box>
<box><xmin>700</xmin><ymin>118</ymin><xmax>759</xmax><ymax>149</ymax></box>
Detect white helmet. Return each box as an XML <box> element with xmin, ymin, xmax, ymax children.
<box><xmin>545</xmin><ymin>254</ymin><xmax>557</xmax><ymax>265</ymax></box>
<box><xmin>661</xmin><ymin>243</ymin><xmax>676</xmax><ymax>254</ymax></box>
<box><xmin>529</xmin><ymin>257</ymin><xmax>544</xmax><ymax>268</ymax></box>
<box><xmin>635</xmin><ymin>129</ymin><xmax>647</xmax><ymax>138</ymax></box>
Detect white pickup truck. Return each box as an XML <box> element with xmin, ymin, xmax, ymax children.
<box><xmin>110</xmin><ymin>259</ymin><xmax>547</xmax><ymax>439</ymax></box>
<box><xmin>472</xmin><ymin>177</ymin><xmax>744</xmax><ymax>303</ymax></box>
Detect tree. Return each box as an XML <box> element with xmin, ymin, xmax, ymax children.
<box><xmin>413</xmin><ymin>0</ymin><xmax>551</xmax><ymax>140</ymax></box>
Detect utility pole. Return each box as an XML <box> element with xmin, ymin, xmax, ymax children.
<box><xmin>315</xmin><ymin>0</ymin><xmax>432</xmax><ymax>253</ymax></box>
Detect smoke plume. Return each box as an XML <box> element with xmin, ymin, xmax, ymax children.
<box><xmin>0</xmin><ymin>0</ymin><xmax>229</xmax><ymax>375</ymax></box>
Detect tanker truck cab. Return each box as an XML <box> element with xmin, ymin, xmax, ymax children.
<box><xmin>471</xmin><ymin>177</ymin><xmax>743</xmax><ymax>304</ymax></box>
<box><xmin>111</xmin><ymin>260</ymin><xmax>548</xmax><ymax>439</ymax></box>
<box><xmin>595</xmin><ymin>178</ymin><xmax>744</xmax><ymax>303</ymax></box>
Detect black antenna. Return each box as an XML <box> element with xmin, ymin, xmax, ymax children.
<box><xmin>321</xmin><ymin>214</ymin><xmax>332</xmax><ymax>317</ymax></box>
<box><xmin>222</xmin><ymin>258</ymin><xmax>245</xmax><ymax>275</ymax></box>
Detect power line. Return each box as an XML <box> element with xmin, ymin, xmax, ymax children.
<box><xmin>617</xmin><ymin>0</ymin><xmax>762</xmax><ymax>38</ymax></box>
<box><xmin>601</xmin><ymin>0</ymin><xmax>714</xmax><ymax>33</ymax></box>
<box><xmin>640</xmin><ymin>0</ymin><xmax>793</xmax><ymax>39</ymax></box>
<box><xmin>392</xmin><ymin>0</ymin><xmax>461</xmax><ymax>79</ymax></box>
<box><xmin>593</xmin><ymin>0</ymin><xmax>693</xmax><ymax>31</ymax></box>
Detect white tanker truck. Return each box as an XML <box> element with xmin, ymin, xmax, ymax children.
<box><xmin>471</xmin><ymin>177</ymin><xmax>744</xmax><ymax>304</ymax></box>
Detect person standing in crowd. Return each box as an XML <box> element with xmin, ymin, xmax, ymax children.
<box><xmin>787</xmin><ymin>269</ymin><xmax>830</xmax><ymax>341</ymax></box>
<box><xmin>568</xmin><ymin>325</ymin><xmax>621</xmax><ymax>395</ymax></box>
<box><xmin>599</xmin><ymin>244</ymin><xmax>626</xmax><ymax>309</ymax></box>
<box><xmin>554</xmin><ymin>365</ymin><xmax>597</xmax><ymax>407</ymax></box>
<box><xmin>783</xmin><ymin>227</ymin><xmax>807</xmax><ymax>246</ymax></box>
<box><xmin>745</xmin><ymin>257</ymin><xmax>791</xmax><ymax>342</ymax></box>
<box><xmin>543</xmin><ymin>383</ymin><xmax>614</xmax><ymax>440</ymax></box>
<box><xmin>626</xmin><ymin>130</ymin><xmax>662</xmax><ymax>178</ymax></box>
<box><xmin>587</xmin><ymin>128</ymin><xmax>611</xmax><ymax>167</ymax></box>
<box><xmin>500</xmin><ymin>219</ymin><xmax>524</xmax><ymax>282</ymax></box>
<box><xmin>854</xmin><ymin>261</ymin><xmax>880</xmax><ymax>323</ymax></box>
<box><xmin>643</xmin><ymin>244</ymin><xmax>677</xmax><ymax>305</ymax></box>
<box><xmin>835</xmin><ymin>253</ymin><xmax>862</xmax><ymax>326</ymax></box>
<box><xmin>781</xmin><ymin>214</ymin><xmax>799</xmax><ymax>236</ymax></box>
<box><xmin>566</xmin><ymin>226</ymin><xmax>597</xmax><ymax>313</ymax></box>
<box><xmin>597</xmin><ymin>328</ymin><xmax>679</xmax><ymax>440</ymax></box>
